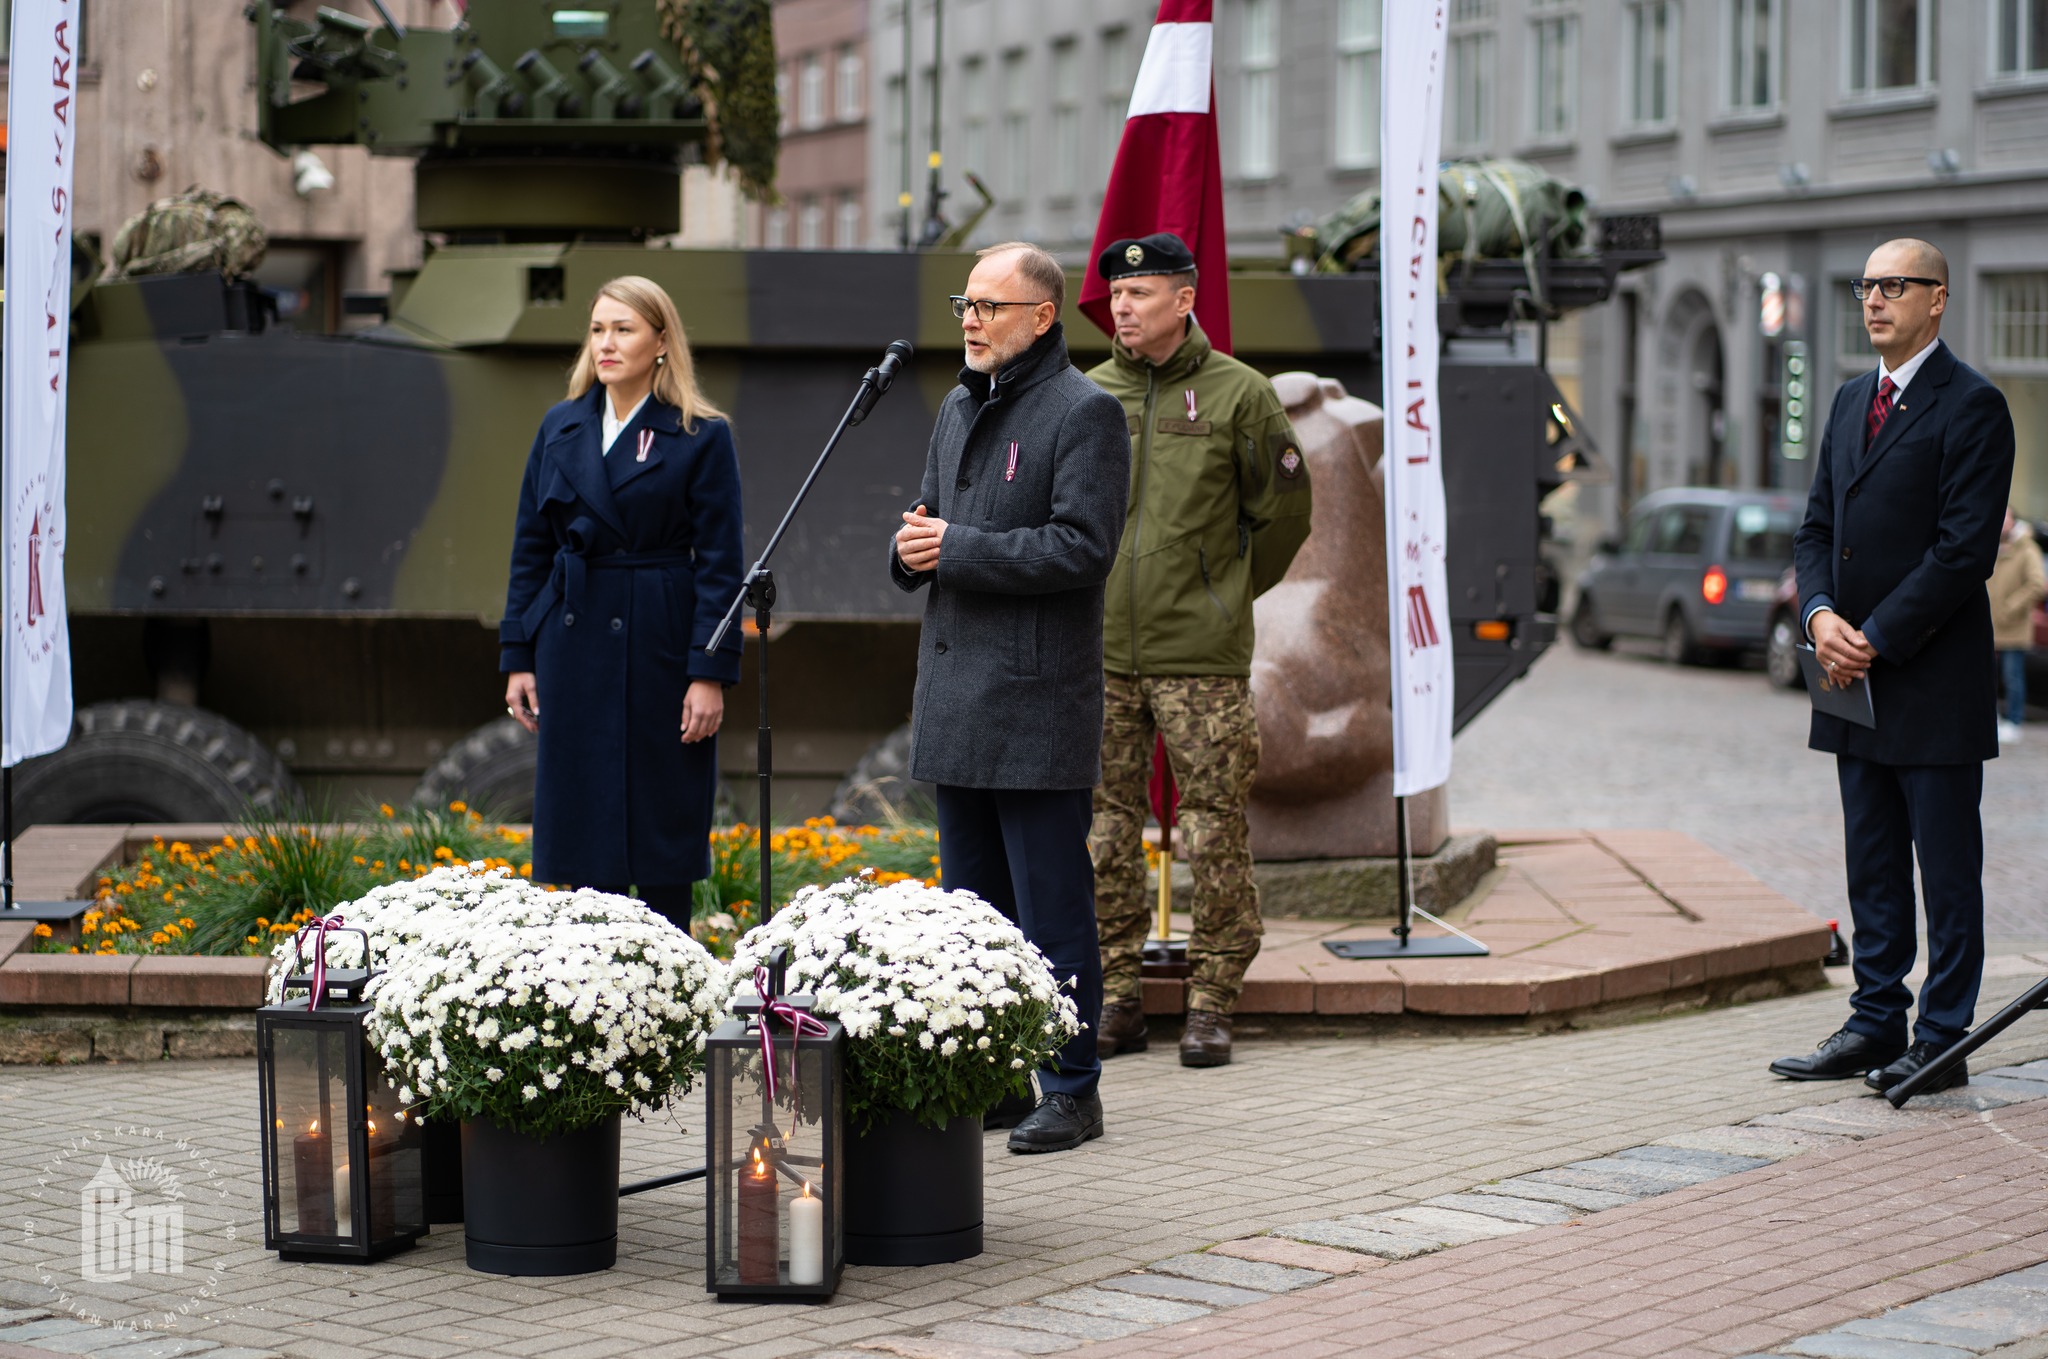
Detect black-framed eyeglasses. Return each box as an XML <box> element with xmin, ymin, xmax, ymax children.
<box><xmin>1850</xmin><ymin>276</ymin><xmax>1943</xmax><ymax>301</ymax></box>
<box><xmin>950</xmin><ymin>295</ymin><xmax>1046</xmax><ymax>322</ymax></box>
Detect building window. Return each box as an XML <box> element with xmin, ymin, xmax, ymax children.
<box><xmin>776</xmin><ymin>66</ymin><xmax>793</xmax><ymax>135</ymax></box>
<box><xmin>799</xmin><ymin>54</ymin><xmax>826</xmax><ymax>130</ymax></box>
<box><xmin>887</xmin><ymin>75</ymin><xmax>908</xmax><ymax>198</ymax></box>
<box><xmin>1446</xmin><ymin>4</ymin><xmax>1497</xmax><ymax>154</ymax></box>
<box><xmin>961</xmin><ymin>56</ymin><xmax>989</xmax><ymax>182</ymax></box>
<box><xmin>1101</xmin><ymin>27</ymin><xmax>1133</xmax><ymax>183</ymax></box>
<box><xmin>1238</xmin><ymin>0</ymin><xmax>1279</xmax><ymax>178</ymax></box>
<box><xmin>1989</xmin><ymin>274</ymin><xmax>2048</xmax><ymax>368</ymax></box>
<box><xmin>797</xmin><ymin>197</ymin><xmax>824</xmax><ymax>250</ymax></box>
<box><xmin>1845</xmin><ymin>0</ymin><xmax>1934</xmax><ymax>94</ymax></box>
<box><xmin>1995</xmin><ymin>0</ymin><xmax>2048</xmax><ymax>77</ymax></box>
<box><xmin>1333</xmin><ymin>0</ymin><xmax>1381</xmax><ymax>169</ymax></box>
<box><xmin>764</xmin><ymin>207</ymin><xmax>789</xmax><ymax>250</ymax></box>
<box><xmin>1723</xmin><ymin>0</ymin><xmax>1778</xmax><ymax>110</ymax></box>
<box><xmin>836</xmin><ymin>44</ymin><xmax>864</xmax><ymax>122</ymax></box>
<box><xmin>1050</xmin><ymin>40</ymin><xmax>1081</xmax><ymax>200</ymax></box>
<box><xmin>834</xmin><ymin>193</ymin><xmax>862</xmax><ymax>248</ymax></box>
<box><xmin>1001</xmin><ymin>50</ymin><xmax>1031</xmax><ymax>201</ymax></box>
<box><xmin>1836</xmin><ymin>280</ymin><xmax>1877</xmax><ymax>368</ymax></box>
<box><xmin>1624</xmin><ymin>1</ymin><xmax>1676</xmax><ymax>128</ymax></box>
<box><xmin>1530</xmin><ymin>4</ymin><xmax>1579</xmax><ymax>141</ymax></box>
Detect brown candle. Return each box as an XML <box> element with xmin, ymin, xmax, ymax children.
<box><xmin>737</xmin><ymin>1144</ymin><xmax>779</xmax><ymax>1284</ymax></box>
<box><xmin>292</xmin><ymin>1120</ymin><xmax>336</xmax><ymax>1236</ymax></box>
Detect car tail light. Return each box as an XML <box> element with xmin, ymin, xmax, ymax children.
<box><xmin>1702</xmin><ymin>566</ymin><xmax>1728</xmax><ymax>605</ymax></box>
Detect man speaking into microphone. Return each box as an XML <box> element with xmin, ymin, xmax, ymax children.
<box><xmin>890</xmin><ymin>242</ymin><xmax>1131</xmax><ymax>1153</ymax></box>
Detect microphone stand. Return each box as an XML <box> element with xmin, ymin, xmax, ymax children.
<box><xmin>707</xmin><ymin>351</ymin><xmax>907</xmax><ymax>921</ymax></box>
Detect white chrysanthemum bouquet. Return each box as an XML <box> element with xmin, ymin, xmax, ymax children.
<box><xmin>272</xmin><ymin>865</ymin><xmax>729</xmax><ymax>1139</ymax></box>
<box><xmin>728</xmin><ymin>876</ymin><xmax>1081</xmax><ymax>1131</ymax></box>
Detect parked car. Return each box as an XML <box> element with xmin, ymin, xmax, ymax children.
<box><xmin>1764</xmin><ymin>566</ymin><xmax>1804</xmax><ymax>689</ymax></box>
<box><xmin>1571</xmin><ymin>488</ymin><xmax>1802</xmax><ymax>665</ymax></box>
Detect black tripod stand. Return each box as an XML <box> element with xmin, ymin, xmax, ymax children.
<box><xmin>1887</xmin><ymin>974</ymin><xmax>2048</xmax><ymax>1107</ymax></box>
<box><xmin>705</xmin><ymin>341</ymin><xmax>914</xmax><ymax>917</ymax></box>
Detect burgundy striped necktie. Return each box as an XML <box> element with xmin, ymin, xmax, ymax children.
<box><xmin>1866</xmin><ymin>375</ymin><xmax>1897</xmax><ymax>445</ymax></box>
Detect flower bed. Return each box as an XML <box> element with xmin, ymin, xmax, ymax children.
<box><xmin>37</xmin><ymin>810</ymin><xmax>941</xmax><ymax>963</ymax></box>
<box><xmin>34</xmin><ymin>803</ymin><xmax>530</xmax><ymax>958</ymax></box>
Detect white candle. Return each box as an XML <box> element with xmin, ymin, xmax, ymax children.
<box><xmin>787</xmin><ymin>1182</ymin><xmax>823</xmax><ymax>1285</ymax></box>
<box><xmin>333</xmin><ymin>1161</ymin><xmax>353</xmax><ymax>1237</ymax></box>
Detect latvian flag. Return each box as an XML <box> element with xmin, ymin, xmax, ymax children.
<box><xmin>1079</xmin><ymin>0</ymin><xmax>1232</xmax><ymax>355</ymax></box>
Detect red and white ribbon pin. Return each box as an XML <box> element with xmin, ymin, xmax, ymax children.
<box><xmin>1005</xmin><ymin>440</ymin><xmax>1019</xmax><ymax>482</ymax></box>
<box><xmin>1185</xmin><ymin>389</ymin><xmax>1198</xmax><ymax>422</ymax></box>
<box><xmin>636</xmin><ymin>429</ymin><xmax>654</xmax><ymax>462</ymax></box>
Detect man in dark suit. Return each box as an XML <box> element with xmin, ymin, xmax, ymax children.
<box><xmin>891</xmin><ymin>242</ymin><xmax>1132</xmax><ymax>1152</ymax></box>
<box><xmin>1772</xmin><ymin>239</ymin><xmax>2016</xmax><ymax>1091</ymax></box>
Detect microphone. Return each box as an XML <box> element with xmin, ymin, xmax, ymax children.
<box><xmin>848</xmin><ymin>339</ymin><xmax>915</xmax><ymax>426</ymax></box>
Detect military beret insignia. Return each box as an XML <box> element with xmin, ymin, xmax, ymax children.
<box><xmin>1125</xmin><ymin>244</ymin><xmax>1145</xmax><ymax>266</ymax></box>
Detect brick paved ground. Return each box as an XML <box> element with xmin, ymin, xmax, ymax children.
<box><xmin>1451</xmin><ymin>645</ymin><xmax>2048</xmax><ymax>950</ymax></box>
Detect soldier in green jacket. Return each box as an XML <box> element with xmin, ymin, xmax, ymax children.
<box><xmin>1084</xmin><ymin>233</ymin><xmax>1313</xmax><ymax>1067</ymax></box>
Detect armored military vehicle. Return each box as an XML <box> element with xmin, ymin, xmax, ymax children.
<box><xmin>14</xmin><ymin>0</ymin><xmax>1658</xmax><ymax>827</ymax></box>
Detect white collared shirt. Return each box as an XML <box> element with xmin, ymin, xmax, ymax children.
<box><xmin>601</xmin><ymin>391</ymin><xmax>650</xmax><ymax>455</ymax></box>
<box><xmin>1875</xmin><ymin>336</ymin><xmax>1940</xmax><ymax>404</ymax></box>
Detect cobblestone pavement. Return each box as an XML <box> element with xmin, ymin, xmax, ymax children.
<box><xmin>8</xmin><ymin>960</ymin><xmax>2048</xmax><ymax>1359</ymax></box>
<box><xmin>1451</xmin><ymin>644</ymin><xmax>2048</xmax><ymax>950</ymax></box>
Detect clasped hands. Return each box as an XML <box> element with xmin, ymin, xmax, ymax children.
<box><xmin>895</xmin><ymin>503</ymin><xmax>949</xmax><ymax>573</ymax></box>
<box><xmin>1811</xmin><ymin>610</ymin><xmax>1877</xmax><ymax>685</ymax></box>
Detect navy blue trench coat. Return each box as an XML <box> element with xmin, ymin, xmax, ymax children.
<box><xmin>499</xmin><ymin>387</ymin><xmax>745</xmax><ymax>886</ymax></box>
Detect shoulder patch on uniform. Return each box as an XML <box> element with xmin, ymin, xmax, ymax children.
<box><xmin>1271</xmin><ymin>431</ymin><xmax>1305</xmax><ymax>479</ymax></box>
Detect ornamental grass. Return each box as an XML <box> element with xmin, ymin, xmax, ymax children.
<box><xmin>34</xmin><ymin>808</ymin><xmax>939</xmax><ymax>962</ymax></box>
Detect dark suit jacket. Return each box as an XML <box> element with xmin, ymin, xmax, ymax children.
<box><xmin>499</xmin><ymin>387</ymin><xmax>746</xmax><ymax>883</ymax></box>
<box><xmin>1792</xmin><ymin>340</ymin><xmax>2016</xmax><ymax>765</ymax></box>
<box><xmin>891</xmin><ymin>324</ymin><xmax>1132</xmax><ymax>790</ymax></box>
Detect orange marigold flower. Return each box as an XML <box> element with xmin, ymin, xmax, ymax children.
<box><xmin>379</xmin><ymin>803</ymin><xmax>395</xmax><ymax>818</ymax></box>
<box><xmin>31</xmin><ymin>923</ymin><xmax>52</xmax><ymax>938</ymax></box>
<box><xmin>449</xmin><ymin>800</ymin><xmax>468</xmax><ymax>814</ymax></box>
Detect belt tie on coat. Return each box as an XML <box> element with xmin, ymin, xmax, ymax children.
<box><xmin>519</xmin><ymin>515</ymin><xmax>693</xmax><ymax>636</ymax></box>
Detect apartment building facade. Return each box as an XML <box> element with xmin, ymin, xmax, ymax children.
<box><xmin>749</xmin><ymin>0</ymin><xmax>872</xmax><ymax>248</ymax></box>
<box><xmin>871</xmin><ymin>0</ymin><xmax>2048</xmax><ymax>529</ymax></box>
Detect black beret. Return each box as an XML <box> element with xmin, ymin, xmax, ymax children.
<box><xmin>1097</xmin><ymin>232</ymin><xmax>1197</xmax><ymax>281</ymax></box>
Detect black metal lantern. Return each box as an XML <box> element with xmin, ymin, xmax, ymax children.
<box><xmin>256</xmin><ymin>926</ymin><xmax>426</xmax><ymax>1262</ymax></box>
<box><xmin>706</xmin><ymin>948</ymin><xmax>844</xmax><ymax>1301</ymax></box>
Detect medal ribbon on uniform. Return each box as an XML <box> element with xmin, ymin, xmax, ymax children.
<box><xmin>1005</xmin><ymin>440</ymin><xmax>1019</xmax><ymax>483</ymax></box>
<box><xmin>1185</xmin><ymin>389</ymin><xmax>1198</xmax><ymax>422</ymax></box>
<box><xmin>636</xmin><ymin>429</ymin><xmax>655</xmax><ymax>463</ymax></box>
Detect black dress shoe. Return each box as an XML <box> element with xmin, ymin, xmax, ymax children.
<box><xmin>1769</xmin><ymin>1026</ymin><xmax>1904</xmax><ymax>1081</ymax></box>
<box><xmin>1866</xmin><ymin>1041</ymin><xmax>1968</xmax><ymax>1094</ymax></box>
<box><xmin>1006</xmin><ymin>1091</ymin><xmax>1104</xmax><ymax>1154</ymax></box>
<box><xmin>982</xmin><ymin>1088</ymin><xmax>1036</xmax><ymax>1131</ymax></box>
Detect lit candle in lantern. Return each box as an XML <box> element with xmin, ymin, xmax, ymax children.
<box><xmin>737</xmin><ymin>1144</ymin><xmax>779</xmax><ymax>1284</ymax></box>
<box><xmin>292</xmin><ymin>1119</ymin><xmax>337</xmax><ymax>1236</ymax></box>
<box><xmin>787</xmin><ymin>1181</ymin><xmax>823</xmax><ymax>1286</ymax></box>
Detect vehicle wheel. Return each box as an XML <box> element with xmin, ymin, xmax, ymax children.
<box><xmin>1569</xmin><ymin>596</ymin><xmax>1613</xmax><ymax>651</ymax></box>
<box><xmin>1661</xmin><ymin>609</ymin><xmax>1702</xmax><ymax>666</ymax></box>
<box><xmin>11</xmin><ymin>699</ymin><xmax>300</xmax><ymax>830</ymax></box>
<box><xmin>826</xmin><ymin>724</ymin><xmax>936</xmax><ymax>825</ymax></box>
<box><xmin>413</xmin><ymin>717</ymin><xmax>537</xmax><ymax>821</ymax></box>
<box><xmin>1765</xmin><ymin>612</ymin><xmax>1806</xmax><ymax>690</ymax></box>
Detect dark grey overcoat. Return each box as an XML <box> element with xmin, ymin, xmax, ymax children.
<box><xmin>891</xmin><ymin>325</ymin><xmax>1131</xmax><ymax>790</ymax></box>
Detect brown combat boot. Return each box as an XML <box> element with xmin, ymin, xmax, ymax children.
<box><xmin>1097</xmin><ymin>999</ymin><xmax>1149</xmax><ymax>1057</ymax></box>
<box><xmin>1179</xmin><ymin>1010</ymin><xmax>1232</xmax><ymax>1067</ymax></box>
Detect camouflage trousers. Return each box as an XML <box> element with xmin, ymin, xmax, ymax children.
<box><xmin>1090</xmin><ymin>673</ymin><xmax>1262</xmax><ymax>1015</ymax></box>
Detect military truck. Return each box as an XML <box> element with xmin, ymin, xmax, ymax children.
<box><xmin>12</xmin><ymin>0</ymin><xmax>1658</xmax><ymax>828</ymax></box>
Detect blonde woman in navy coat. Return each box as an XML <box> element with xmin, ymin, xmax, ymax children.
<box><xmin>500</xmin><ymin>275</ymin><xmax>744</xmax><ymax>923</ymax></box>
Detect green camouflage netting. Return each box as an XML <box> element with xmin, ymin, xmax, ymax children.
<box><xmin>110</xmin><ymin>188</ymin><xmax>267</xmax><ymax>280</ymax></box>
<box><xmin>1307</xmin><ymin>159</ymin><xmax>1591</xmax><ymax>276</ymax></box>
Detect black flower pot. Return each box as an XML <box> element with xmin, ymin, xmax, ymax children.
<box><xmin>421</xmin><ymin>1117</ymin><xmax>464</xmax><ymax>1225</ymax></box>
<box><xmin>842</xmin><ymin>1108</ymin><xmax>982</xmax><ymax>1266</ymax></box>
<box><xmin>460</xmin><ymin>1113</ymin><xmax>620</xmax><ymax>1275</ymax></box>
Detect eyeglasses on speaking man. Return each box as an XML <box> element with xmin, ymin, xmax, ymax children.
<box><xmin>1849</xmin><ymin>276</ymin><xmax>1944</xmax><ymax>301</ymax></box>
<box><xmin>949</xmin><ymin>295</ymin><xmax>1050</xmax><ymax>322</ymax></box>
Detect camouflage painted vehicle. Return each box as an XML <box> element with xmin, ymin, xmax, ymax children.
<box><xmin>15</xmin><ymin>0</ymin><xmax>1659</xmax><ymax>828</ymax></box>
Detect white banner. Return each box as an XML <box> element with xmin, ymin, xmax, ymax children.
<box><xmin>2</xmin><ymin>0</ymin><xmax>79</xmax><ymax>766</ymax></box>
<box><xmin>1380</xmin><ymin>0</ymin><xmax>1451</xmax><ymax>797</ymax></box>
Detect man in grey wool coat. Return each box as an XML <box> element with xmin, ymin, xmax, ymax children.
<box><xmin>891</xmin><ymin>241</ymin><xmax>1132</xmax><ymax>1153</ymax></box>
